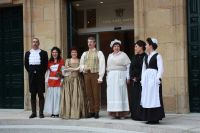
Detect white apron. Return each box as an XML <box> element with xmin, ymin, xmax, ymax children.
<box><xmin>141</xmin><ymin>69</ymin><xmax>160</xmax><ymax>108</ymax></box>
<box><xmin>107</xmin><ymin>70</ymin><xmax>129</xmax><ymax>112</ymax></box>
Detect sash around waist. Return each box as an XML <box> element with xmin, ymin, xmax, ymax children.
<box><xmin>64</xmin><ymin>72</ymin><xmax>79</xmax><ymax>77</ymax></box>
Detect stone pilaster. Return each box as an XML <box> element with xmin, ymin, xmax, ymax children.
<box><xmin>134</xmin><ymin>0</ymin><xmax>189</xmax><ymax>113</ymax></box>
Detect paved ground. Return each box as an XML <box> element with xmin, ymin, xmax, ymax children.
<box><xmin>0</xmin><ymin>109</ymin><xmax>200</xmax><ymax>133</ymax></box>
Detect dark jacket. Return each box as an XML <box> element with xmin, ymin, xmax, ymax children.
<box><xmin>129</xmin><ymin>52</ymin><xmax>146</xmax><ymax>82</ymax></box>
<box><xmin>25</xmin><ymin>49</ymin><xmax>48</xmax><ymax>93</ymax></box>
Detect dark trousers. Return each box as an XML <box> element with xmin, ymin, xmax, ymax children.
<box><xmin>31</xmin><ymin>91</ymin><xmax>44</xmax><ymax>115</ymax></box>
<box><xmin>29</xmin><ymin>72</ymin><xmax>45</xmax><ymax>115</ymax></box>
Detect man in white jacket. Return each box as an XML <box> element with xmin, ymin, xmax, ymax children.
<box><xmin>80</xmin><ymin>36</ymin><xmax>105</xmax><ymax>119</ymax></box>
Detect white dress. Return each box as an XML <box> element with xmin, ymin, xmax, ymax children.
<box><xmin>106</xmin><ymin>52</ymin><xmax>131</xmax><ymax>112</ymax></box>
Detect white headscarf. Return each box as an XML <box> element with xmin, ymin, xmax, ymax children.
<box><xmin>110</xmin><ymin>39</ymin><xmax>121</xmax><ymax>48</ymax></box>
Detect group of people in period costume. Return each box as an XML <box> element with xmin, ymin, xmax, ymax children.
<box><xmin>25</xmin><ymin>36</ymin><xmax>165</xmax><ymax>124</ymax></box>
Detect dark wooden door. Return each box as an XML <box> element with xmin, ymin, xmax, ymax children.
<box><xmin>187</xmin><ymin>0</ymin><xmax>200</xmax><ymax>112</ymax></box>
<box><xmin>0</xmin><ymin>6</ymin><xmax>24</xmax><ymax>108</ymax></box>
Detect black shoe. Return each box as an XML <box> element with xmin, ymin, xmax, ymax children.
<box><xmin>51</xmin><ymin>114</ymin><xmax>55</xmax><ymax>118</ymax></box>
<box><xmin>39</xmin><ymin>114</ymin><xmax>44</xmax><ymax>118</ymax></box>
<box><xmin>29</xmin><ymin>113</ymin><xmax>37</xmax><ymax>119</ymax></box>
<box><xmin>87</xmin><ymin>113</ymin><xmax>95</xmax><ymax>118</ymax></box>
<box><xmin>54</xmin><ymin>115</ymin><xmax>59</xmax><ymax>118</ymax></box>
<box><xmin>151</xmin><ymin>120</ymin><xmax>159</xmax><ymax>124</ymax></box>
<box><xmin>132</xmin><ymin>117</ymin><xmax>142</xmax><ymax>121</ymax></box>
<box><xmin>114</xmin><ymin>116</ymin><xmax>121</xmax><ymax>119</ymax></box>
<box><xmin>146</xmin><ymin>121</ymin><xmax>151</xmax><ymax>124</ymax></box>
<box><xmin>94</xmin><ymin>112</ymin><xmax>99</xmax><ymax>119</ymax></box>
<box><xmin>146</xmin><ymin>121</ymin><xmax>159</xmax><ymax>124</ymax></box>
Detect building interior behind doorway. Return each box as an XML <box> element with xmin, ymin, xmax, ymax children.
<box><xmin>70</xmin><ymin>0</ymin><xmax>134</xmax><ymax>106</ymax></box>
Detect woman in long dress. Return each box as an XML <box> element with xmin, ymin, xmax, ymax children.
<box><xmin>106</xmin><ymin>39</ymin><xmax>131</xmax><ymax>119</ymax></box>
<box><xmin>44</xmin><ymin>47</ymin><xmax>64</xmax><ymax>118</ymax></box>
<box><xmin>140</xmin><ymin>37</ymin><xmax>165</xmax><ymax>124</ymax></box>
<box><xmin>129</xmin><ymin>40</ymin><xmax>146</xmax><ymax>120</ymax></box>
<box><xmin>60</xmin><ymin>48</ymin><xmax>87</xmax><ymax>119</ymax></box>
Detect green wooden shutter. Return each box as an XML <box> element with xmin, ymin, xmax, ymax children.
<box><xmin>0</xmin><ymin>6</ymin><xmax>24</xmax><ymax>109</ymax></box>
<box><xmin>188</xmin><ymin>0</ymin><xmax>200</xmax><ymax>112</ymax></box>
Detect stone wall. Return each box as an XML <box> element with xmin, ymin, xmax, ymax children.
<box><xmin>9</xmin><ymin>0</ymin><xmax>67</xmax><ymax>110</ymax></box>
<box><xmin>134</xmin><ymin>0</ymin><xmax>189</xmax><ymax>113</ymax></box>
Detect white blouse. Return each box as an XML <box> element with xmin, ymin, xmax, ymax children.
<box><xmin>80</xmin><ymin>49</ymin><xmax>105</xmax><ymax>82</ymax></box>
<box><xmin>107</xmin><ymin>51</ymin><xmax>131</xmax><ymax>79</ymax></box>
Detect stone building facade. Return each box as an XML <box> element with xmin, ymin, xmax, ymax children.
<box><xmin>0</xmin><ymin>0</ymin><xmax>195</xmax><ymax>113</ymax></box>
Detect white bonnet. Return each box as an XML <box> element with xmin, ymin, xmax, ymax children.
<box><xmin>151</xmin><ymin>38</ymin><xmax>158</xmax><ymax>45</ymax></box>
<box><xmin>110</xmin><ymin>39</ymin><xmax>121</xmax><ymax>48</ymax></box>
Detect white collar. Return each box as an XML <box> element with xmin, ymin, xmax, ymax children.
<box><xmin>148</xmin><ymin>51</ymin><xmax>157</xmax><ymax>56</ymax></box>
<box><xmin>30</xmin><ymin>49</ymin><xmax>41</xmax><ymax>53</ymax></box>
<box><xmin>112</xmin><ymin>51</ymin><xmax>121</xmax><ymax>55</ymax></box>
<box><xmin>88</xmin><ymin>48</ymin><xmax>96</xmax><ymax>52</ymax></box>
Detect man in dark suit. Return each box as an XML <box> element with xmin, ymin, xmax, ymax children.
<box><xmin>25</xmin><ymin>38</ymin><xmax>48</xmax><ymax>118</ymax></box>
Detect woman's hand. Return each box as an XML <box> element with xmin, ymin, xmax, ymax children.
<box><xmin>132</xmin><ymin>77</ymin><xmax>137</xmax><ymax>82</ymax></box>
<box><xmin>126</xmin><ymin>79</ymin><xmax>130</xmax><ymax>85</ymax></box>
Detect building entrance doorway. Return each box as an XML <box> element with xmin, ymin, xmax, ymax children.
<box><xmin>68</xmin><ymin>0</ymin><xmax>134</xmax><ymax>107</ymax></box>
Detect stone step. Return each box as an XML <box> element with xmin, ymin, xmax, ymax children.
<box><xmin>0</xmin><ymin>110</ymin><xmax>200</xmax><ymax>133</ymax></box>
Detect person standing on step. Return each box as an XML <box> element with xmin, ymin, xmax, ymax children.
<box><xmin>60</xmin><ymin>48</ymin><xmax>87</xmax><ymax>119</ymax></box>
<box><xmin>129</xmin><ymin>40</ymin><xmax>146</xmax><ymax>120</ymax></box>
<box><xmin>140</xmin><ymin>37</ymin><xmax>165</xmax><ymax>124</ymax></box>
<box><xmin>80</xmin><ymin>36</ymin><xmax>105</xmax><ymax>119</ymax></box>
<box><xmin>44</xmin><ymin>46</ymin><xmax>64</xmax><ymax>118</ymax></box>
<box><xmin>25</xmin><ymin>38</ymin><xmax>48</xmax><ymax>118</ymax></box>
<box><xmin>106</xmin><ymin>39</ymin><xmax>131</xmax><ymax>119</ymax></box>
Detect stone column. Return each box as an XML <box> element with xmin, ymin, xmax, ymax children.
<box><xmin>134</xmin><ymin>0</ymin><xmax>145</xmax><ymax>40</ymax></box>
<box><xmin>134</xmin><ymin>0</ymin><xmax>189</xmax><ymax>113</ymax></box>
<box><xmin>23</xmin><ymin>0</ymin><xmax>33</xmax><ymax>111</ymax></box>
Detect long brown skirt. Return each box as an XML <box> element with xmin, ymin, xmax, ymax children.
<box><xmin>60</xmin><ymin>74</ymin><xmax>87</xmax><ymax>119</ymax></box>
